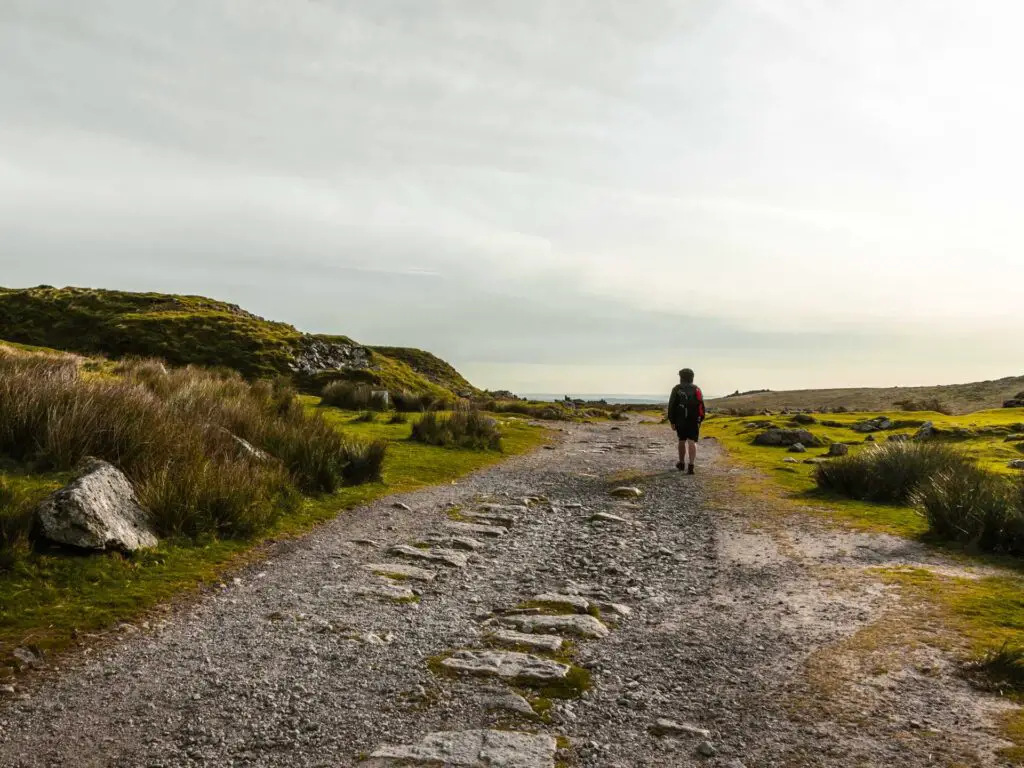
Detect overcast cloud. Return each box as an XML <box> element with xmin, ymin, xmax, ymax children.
<box><xmin>1</xmin><ymin>1</ymin><xmax>1021</xmax><ymax>396</ymax></box>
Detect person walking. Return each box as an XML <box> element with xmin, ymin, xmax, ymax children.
<box><xmin>668</xmin><ymin>368</ymin><xmax>705</xmax><ymax>474</ymax></box>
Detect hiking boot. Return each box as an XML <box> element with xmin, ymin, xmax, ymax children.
<box><xmin>675</xmin><ymin>461</ymin><xmax>685</xmax><ymax>471</ymax></box>
<box><xmin>687</xmin><ymin>464</ymin><xmax>695</xmax><ymax>475</ymax></box>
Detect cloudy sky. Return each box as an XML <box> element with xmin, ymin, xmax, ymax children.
<box><xmin>2</xmin><ymin>1</ymin><xmax>1021</xmax><ymax>396</ymax></box>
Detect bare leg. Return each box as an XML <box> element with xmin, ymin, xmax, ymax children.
<box><xmin>677</xmin><ymin>440</ymin><xmax>686</xmax><ymax>465</ymax></box>
<box><xmin>686</xmin><ymin>439</ymin><xmax>697</xmax><ymax>465</ymax></box>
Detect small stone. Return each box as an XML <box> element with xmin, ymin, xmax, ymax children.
<box><xmin>609</xmin><ymin>487</ymin><xmax>643</xmax><ymax>498</ymax></box>
<box><xmin>356</xmin><ymin>583</ymin><xmax>417</xmax><ymax>601</ymax></box>
<box><xmin>449</xmin><ymin>536</ymin><xmax>486</xmax><ymax>551</ymax></box>
<box><xmin>590</xmin><ymin>512</ymin><xmax>627</xmax><ymax>524</ymax></box>
<box><xmin>389</xmin><ymin>544</ymin><xmax>468</xmax><ymax>568</ymax></box>
<box><xmin>783</xmin><ymin>457</ymin><xmax>799</xmax><ymax>464</ymax></box>
<box><xmin>1009</xmin><ymin>460</ymin><xmax>1024</xmax><ymax>470</ymax></box>
<box><xmin>0</xmin><ymin>685</ymin><xmax>15</xmax><ymax>697</ymax></box>
<box><xmin>462</xmin><ymin>511</ymin><xmax>517</xmax><ymax>527</ymax></box>
<box><xmin>697</xmin><ymin>741</ymin><xmax>717</xmax><ymax>757</ymax></box>
<box><xmin>392</xmin><ymin>502</ymin><xmax>412</xmax><ymax>511</ymax></box>
<box><xmin>828</xmin><ymin>443</ymin><xmax>849</xmax><ymax>457</ymax></box>
<box><xmin>787</xmin><ymin>443</ymin><xmax>806</xmax><ymax>453</ymax></box>
<box><xmin>445</xmin><ymin>521</ymin><xmax>508</xmax><ymax>537</ymax></box>
<box><xmin>364</xmin><ymin>563</ymin><xmax>437</xmax><ymax>582</ymax></box>
<box><xmin>483</xmin><ymin>693</ymin><xmax>535</xmax><ymax>717</ymax></box>
<box><xmin>650</xmin><ymin>719</ymin><xmax>711</xmax><ymax>739</ymax></box>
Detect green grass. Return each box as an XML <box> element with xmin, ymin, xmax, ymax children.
<box><xmin>370</xmin><ymin>346</ymin><xmax>480</xmax><ymax>396</ymax></box>
<box><xmin>0</xmin><ymin>398</ymin><xmax>547</xmax><ymax>675</ymax></box>
<box><xmin>702</xmin><ymin>408</ymin><xmax>1024</xmax><ymax>538</ymax></box>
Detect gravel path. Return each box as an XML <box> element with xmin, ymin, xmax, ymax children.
<box><xmin>0</xmin><ymin>420</ymin><xmax>1014</xmax><ymax>767</ymax></box>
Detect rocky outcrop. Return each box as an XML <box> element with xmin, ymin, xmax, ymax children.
<box><xmin>852</xmin><ymin>417</ymin><xmax>893</xmax><ymax>433</ymax></box>
<box><xmin>290</xmin><ymin>337</ymin><xmax>371</xmax><ymax>375</ymax></box>
<box><xmin>752</xmin><ymin>429</ymin><xmax>821</xmax><ymax>447</ymax></box>
<box><xmin>913</xmin><ymin>422</ymin><xmax>935</xmax><ymax>441</ymax></box>
<box><xmin>34</xmin><ymin>459</ymin><xmax>157</xmax><ymax>552</ymax></box>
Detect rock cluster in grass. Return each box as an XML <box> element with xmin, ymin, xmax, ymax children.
<box><xmin>852</xmin><ymin>417</ymin><xmax>893</xmax><ymax>433</ymax></box>
<box><xmin>752</xmin><ymin>428</ymin><xmax>822</xmax><ymax>447</ymax></box>
<box><xmin>1004</xmin><ymin>393</ymin><xmax>1024</xmax><ymax>408</ymax></box>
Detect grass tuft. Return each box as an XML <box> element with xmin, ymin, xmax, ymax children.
<box><xmin>321</xmin><ymin>381</ymin><xmax>389</xmax><ymax>411</ymax></box>
<box><xmin>969</xmin><ymin>642</ymin><xmax>1024</xmax><ymax>692</ymax></box>
<box><xmin>814</xmin><ymin>442</ymin><xmax>969</xmax><ymax>504</ymax></box>
<box><xmin>411</xmin><ymin>410</ymin><xmax>502</xmax><ymax>451</ymax></box>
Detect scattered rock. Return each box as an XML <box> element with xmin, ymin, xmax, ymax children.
<box><xmin>828</xmin><ymin>443</ymin><xmax>849</xmax><ymax>457</ymax></box>
<box><xmin>355</xmin><ymin>583</ymin><xmax>417</xmax><ymax>601</ymax></box>
<box><xmin>783</xmin><ymin>457</ymin><xmax>799</xmax><ymax>464</ymax></box>
<box><xmin>449</xmin><ymin>536</ymin><xmax>486</xmax><ymax>551</ymax></box>
<box><xmin>0</xmin><ymin>685</ymin><xmax>15</xmax><ymax>697</ymax></box>
<box><xmin>914</xmin><ymin>422</ymin><xmax>935</xmax><ymax>441</ymax></box>
<box><xmin>590</xmin><ymin>512</ymin><xmax>627</xmax><ymax>524</ymax></box>
<box><xmin>445</xmin><ymin>521</ymin><xmax>508</xmax><ymax>537</ymax></box>
<box><xmin>363</xmin><ymin>563</ymin><xmax>437</xmax><ymax>582</ymax></box>
<box><xmin>697</xmin><ymin>741</ymin><xmax>718</xmax><ymax>758</ymax></box>
<box><xmin>852</xmin><ymin>417</ymin><xmax>893</xmax><ymax>433</ymax></box>
<box><xmin>34</xmin><ymin>458</ymin><xmax>158</xmax><ymax>552</ymax></box>
<box><xmin>787</xmin><ymin>443</ymin><xmax>807</xmax><ymax>453</ymax></box>
<box><xmin>392</xmin><ymin>502</ymin><xmax>412</xmax><ymax>511</ymax></box>
<box><xmin>1009</xmin><ymin>460</ymin><xmax>1024</xmax><ymax>470</ymax></box>
<box><xmin>487</xmin><ymin>629</ymin><xmax>565</xmax><ymax>653</ymax></box>
<box><xmin>530</xmin><ymin>593</ymin><xmax>590</xmax><ymax>612</ymax></box>
<box><xmin>609</xmin><ymin>487</ymin><xmax>643</xmax><ymax>499</ymax></box>
<box><xmin>366</xmin><ymin>730</ymin><xmax>557</xmax><ymax>767</ymax></box>
<box><xmin>494</xmin><ymin>614</ymin><xmax>610</xmax><ymax>639</ymax></box>
<box><xmin>439</xmin><ymin>650</ymin><xmax>570</xmax><ymax>683</ymax></box>
<box><xmin>12</xmin><ymin>647</ymin><xmax>41</xmax><ymax>670</ymax></box>
<box><xmin>752</xmin><ymin>429</ymin><xmax>820</xmax><ymax>447</ymax></box>
<box><xmin>389</xmin><ymin>544</ymin><xmax>468</xmax><ymax>568</ymax></box>
<box><xmin>462</xmin><ymin>511</ymin><xmax>517</xmax><ymax>527</ymax></box>
<box><xmin>483</xmin><ymin>693</ymin><xmax>536</xmax><ymax>717</ymax></box>
<box><xmin>650</xmin><ymin>719</ymin><xmax>711</xmax><ymax>739</ymax></box>
<box><xmin>864</xmin><ymin>434</ymin><xmax>876</xmax><ymax>442</ymax></box>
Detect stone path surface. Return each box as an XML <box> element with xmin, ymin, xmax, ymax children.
<box><xmin>0</xmin><ymin>420</ymin><xmax>1015</xmax><ymax>767</ymax></box>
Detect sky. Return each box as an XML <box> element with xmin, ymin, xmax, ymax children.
<box><xmin>1</xmin><ymin>1</ymin><xmax>1022</xmax><ymax>397</ymax></box>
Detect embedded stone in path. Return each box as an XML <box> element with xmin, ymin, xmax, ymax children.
<box><xmin>449</xmin><ymin>536</ymin><xmax>486</xmax><ymax>551</ymax></box>
<box><xmin>389</xmin><ymin>544</ymin><xmax>468</xmax><ymax>568</ymax></box>
<box><xmin>479</xmin><ymin>503</ymin><xmax>529</xmax><ymax>514</ymax></box>
<box><xmin>530</xmin><ymin>593</ymin><xmax>590</xmax><ymax>612</ymax></box>
<box><xmin>650</xmin><ymin>718</ymin><xmax>712</xmax><ymax>739</ymax></box>
<box><xmin>590</xmin><ymin>512</ymin><xmax>627</xmax><ymax>524</ymax></box>
<box><xmin>488</xmin><ymin>629</ymin><xmax>565</xmax><ymax>653</ymax></box>
<box><xmin>445</xmin><ymin>521</ymin><xmax>509</xmax><ymax>537</ymax></box>
<box><xmin>365</xmin><ymin>729</ymin><xmax>557</xmax><ymax>767</ymax></box>
<box><xmin>355</xmin><ymin>583</ymin><xmax>417</xmax><ymax>601</ymax></box>
<box><xmin>439</xmin><ymin>650</ymin><xmax>570</xmax><ymax>683</ymax></box>
<box><xmin>494</xmin><ymin>614</ymin><xmax>610</xmax><ymax>639</ymax></box>
<box><xmin>483</xmin><ymin>692</ymin><xmax>536</xmax><ymax>717</ymax></box>
<box><xmin>609</xmin><ymin>486</ymin><xmax>643</xmax><ymax>498</ymax></box>
<box><xmin>364</xmin><ymin>563</ymin><xmax>437</xmax><ymax>582</ymax></box>
<box><xmin>462</xmin><ymin>511</ymin><xmax>517</xmax><ymax>527</ymax></box>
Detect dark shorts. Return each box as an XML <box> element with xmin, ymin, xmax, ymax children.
<box><xmin>674</xmin><ymin>421</ymin><xmax>701</xmax><ymax>441</ymax></box>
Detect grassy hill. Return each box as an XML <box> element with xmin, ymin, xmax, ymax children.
<box><xmin>0</xmin><ymin>286</ymin><xmax>471</xmax><ymax>398</ymax></box>
<box><xmin>708</xmin><ymin>376</ymin><xmax>1024</xmax><ymax>415</ymax></box>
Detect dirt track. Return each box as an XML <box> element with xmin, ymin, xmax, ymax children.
<box><xmin>0</xmin><ymin>420</ymin><xmax>1013</xmax><ymax>767</ymax></box>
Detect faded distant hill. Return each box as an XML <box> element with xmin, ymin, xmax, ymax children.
<box><xmin>707</xmin><ymin>377</ymin><xmax>1024</xmax><ymax>415</ymax></box>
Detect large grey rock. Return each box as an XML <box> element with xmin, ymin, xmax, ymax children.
<box><xmin>389</xmin><ymin>544</ymin><xmax>468</xmax><ymax>568</ymax></box>
<box><xmin>787</xmin><ymin>443</ymin><xmax>807</xmax><ymax>453</ymax></box>
<box><xmin>487</xmin><ymin>629</ymin><xmax>565</xmax><ymax>653</ymax></box>
<box><xmin>752</xmin><ymin>429</ymin><xmax>819</xmax><ymax>447</ymax></box>
<box><xmin>913</xmin><ymin>421</ymin><xmax>935</xmax><ymax>441</ymax></box>
<box><xmin>34</xmin><ymin>459</ymin><xmax>157</xmax><ymax>552</ymax></box>
<box><xmin>494</xmin><ymin>613</ymin><xmax>610</xmax><ymax>639</ymax></box>
<box><xmin>1003</xmin><ymin>398</ymin><xmax>1024</xmax><ymax>409</ymax></box>
<box><xmin>363</xmin><ymin>563</ymin><xmax>437</xmax><ymax>582</ymax></box>
<box><xmin>439</xmin><ymin>650</ymin><xmax>570</xmax><ymax>683</ymax></box>
<box><xmin>366</xmin><ymin>729</ymin><xmax>557</xmax><ymax>767</ymax></box>
<box><xmin>445</xmin><ymin>521</ymin><xmax>508</xmax><ymax>537</ymax></box>
<box><xmin>828</xmin><ymin>443</ymin><xmax>849</xmax><ymax>457</ymax></box>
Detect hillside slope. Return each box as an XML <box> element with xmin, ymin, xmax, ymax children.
<box><xmin>0</xmin><ymin>286</ymin><xmax>471</xmax><ymax>396</ymax></box>
<box><xmin>708</xmin><ymin>376</ymin><xmax>1024</xmax><ymax>415</ymax></box>
<box><xmin>370</xmin><ymin>346</ymin><xmax>479</xmax><ymax>397</ymax></box>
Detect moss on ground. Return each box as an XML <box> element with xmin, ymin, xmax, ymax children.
<box><xmin>0</xmin><ymin>399</ymin><xmax>547</xmax><ymax>676</ymax></box>
<box><xmin>370</xmin><ymin>346</ymin><xmax>480</xmax><ymax>396</ymax></box>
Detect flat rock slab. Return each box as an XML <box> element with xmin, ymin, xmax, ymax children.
<box><xmin>366</xmin><ymin>729</ymin><xmax>557</xmax><ymax>767</ymax></box>
<box><xmin>445</xmin><ymin>521</ymin><xmax>508</xmax><ymax>537</ymax></box>
<box><xmin>462</xmin><ymin>511</ymin><xmax>517</xmax><ymax>527</ymax></box>
<box><xmin>496</xmin><ymin>614</ymin><xmax>610</xmax><ymax>639</ymax></box>
<box><xmin>487</xmin><ymin>629</ymin><xmax>565</xmax><ymax>653</ymax></box>
<box><xmin>478</xmin><ymin>503</ymin><xmax>529</xmax><ymax>514</ymax></box>
<box><xmin>609</xmin><ymin>486</ymin><xmax>643</xmax><ymax>498</ymax></box>
<box><xmin>439</xmin><ymin>650</ymin><xmax>570</xmax><ymax>683</ymax></box>
<box><xmin>389</xmin><ymin>544</ymin><xmax>468</xmax><ymax>568</ymax></box>
<box><xmin>364</xmin><ymin>563</ymin><xmax>437</xmax><ymax>582</ymax></box>
<box><xmin>355</xmin><ymin>583</ymin><xmax>417</xmax><ymax>601</ymax></box>
<box><xmin>590</xmin><ymin>512</ymin><xmax>627</xmax><ymax>523</ymax></box>
<box><xmin>531</xmin><ymin>593</ymin><xmax>590</xmax><ymax>612</ymax></box>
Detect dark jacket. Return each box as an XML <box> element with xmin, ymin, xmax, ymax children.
<box><xmin>668</xmin><ymin>383</ymin><xmax>706</xmax><ymax>425</ymax></box>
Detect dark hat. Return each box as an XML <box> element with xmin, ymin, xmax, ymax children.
<box><xmin>679</xmin><ymin>368</ymin><xmax>695</xmax><ymax>382</ymax></box>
